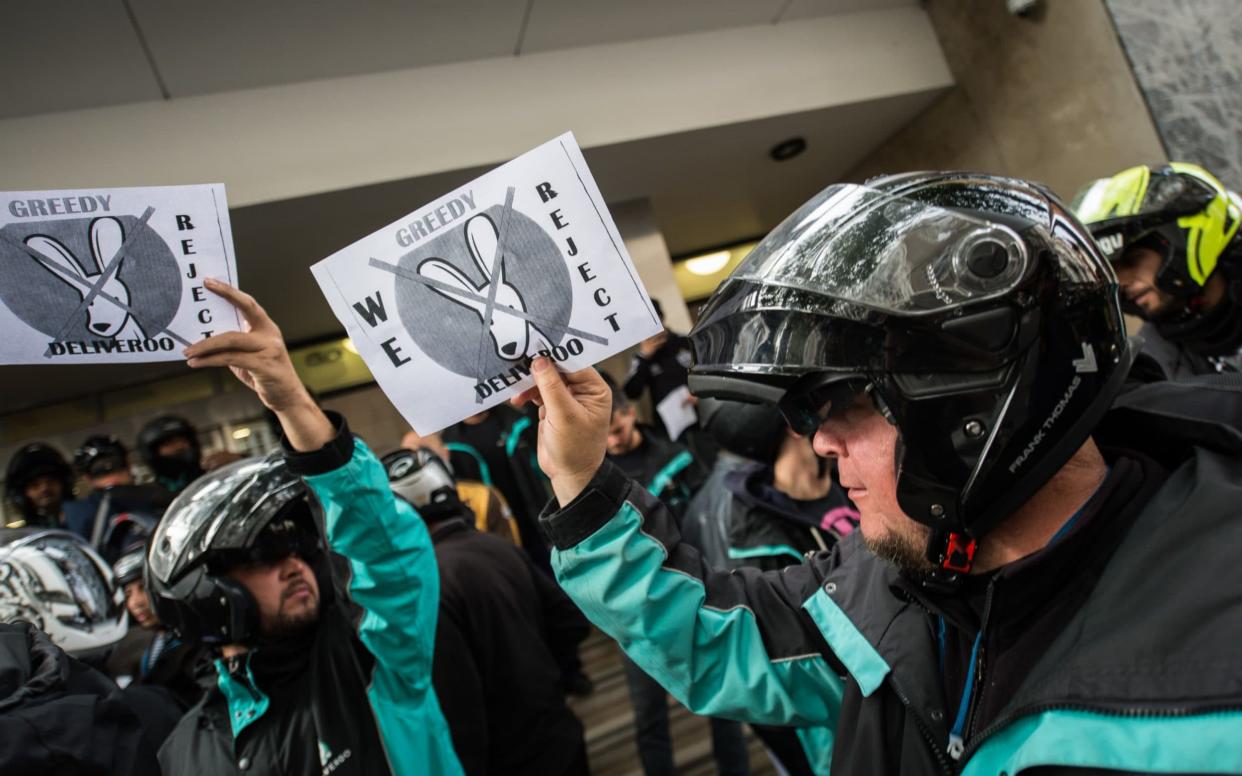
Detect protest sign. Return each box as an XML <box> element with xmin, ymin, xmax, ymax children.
<box><xmin>657</xmin><ymin>385</ymin><xmax>698</xmax><ymax>442</ymax></box>
<box><xmin>0</xmin><ymin>184</ymin><xmax>241</xmax><ymax>364</ymax></box>
<box><xmin>312</xmin><ymin>132</ymin><xmax>662</xmax><ymax>433</ymax></box>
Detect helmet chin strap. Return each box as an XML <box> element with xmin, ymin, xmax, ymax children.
<box><xmin>885</xmin><ymin>423</ymin><xmax>976</xmax><ymax>588</ymax></box>
<box><xmin>892</xmin><ymin>432</ymin><xmax>978</xmax><ymax>589</ymax></box>
<box><xmin>934</xmin><ymin>529</ymin><xmax>978</xmax><ymax>573</ymax></box>
<box><xmin>914</xmin><ymin>527</ymin><xmax>979</xmax><ymax>593</ymax></box>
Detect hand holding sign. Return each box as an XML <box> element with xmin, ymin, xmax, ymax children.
<box><xmin>185</xmin><ymin>278</ymin><xmax>333</xmax><ymax>452</ymax></box>
<box><xmin>513</xmin><ymin>358</ymin><xmax>611</xmax><ymax>506</ymax></box>
<box><xmin>0</xmin><ymin>184</ymin><xmax>241</xmax><ymax>364</ymax></box>
<box><xmin>311</xmin><ymin>132</ymin><xmax>662</xmax><ymax>434</ymax></box>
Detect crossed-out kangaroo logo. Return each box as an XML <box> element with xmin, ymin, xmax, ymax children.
<box><xmin>313</xmin><ymin>132</ymin><xmax>663</xmax><ymax>433</ymax></box>
<box><xmin>394</xmin><ymin>203</ymin><xmax>574</xmax><ymax>380</ymax></box>
<box><xmin>0</xmin><ymin>215</ymin><xmax>182</xmax><ymax>350</ymax></box>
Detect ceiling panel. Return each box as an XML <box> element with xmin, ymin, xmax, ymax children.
<box><xmin>581</xmin><ymin>90</ymin><xmax>943</xmax><ymax>255</ymax></box>
<box><xmin>0</xmin><ymin>0</ymin><xmax>163</xmax><ymax>119</ymax></box>
<box><xmin>128</xmin><ymin>0</ymin><xmax>526</xmax><ymax>97</ymax></box>
<box><xmin>779</xmin><ymin>0</ymin><xmax>917</xmax><ymax>22</ymax></box>
<box><xmin>520</xmin><ymin>0</ymin><xmax>785</xmax><ymax>53</ymax></box>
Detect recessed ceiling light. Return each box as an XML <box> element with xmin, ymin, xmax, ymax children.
<box><xmin>684</xmin><ymin>251</ymin><xmax>732</xmax><ymax>276</ymax></box>
<box><xmin>770</xmin><ymin>137</ymin><xmax>807</xmax><ymax>162</ymax></box>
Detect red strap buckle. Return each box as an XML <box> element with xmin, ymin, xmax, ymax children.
<box><xmin>941</xmin><ymin>532</ymin><xmax>977</xmax><ymax>573</ymax></box>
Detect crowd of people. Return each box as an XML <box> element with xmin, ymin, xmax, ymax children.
<box><xmin>2</xmin><ymin>161</ymin><xmax>1241</xmax><ymax>775</ymax></box>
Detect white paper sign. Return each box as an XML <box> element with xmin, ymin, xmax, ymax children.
<box><xmin>0</xmin><ymin>184</ymin><xmax>241</xmax><ymax>364</ymax></box>
<box><xmin>312</xmin><ymin>132</ymin><xmax>662</xmax><ymax>433</ymax></box>
<box><xmin>656</xmin><ymin>384</ymin><xmax>698</xmax><ymax>442</ymax></box>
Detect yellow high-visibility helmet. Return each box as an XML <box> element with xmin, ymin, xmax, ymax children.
<box><xmin>1074</xmin><ymin>163</ymin><xmax>1241</xmax><ymax>297</ymax></box>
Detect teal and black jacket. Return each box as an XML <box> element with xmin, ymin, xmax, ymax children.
<box><xmin>606</xmin><ymin>427</ymin><xmax>705</xmax><ymax>522</ymax></box>
<box><xmin>543</xmin><ymin>416</ymin><xmax>1242</xmax><ymax>775</ymax></box>
<box><xmin>442</xmin><ymin>405</ymin><xmax>552</xmax><ymax>565</ymax></box>
<box><xmin>159</xmin><ymin>414</ymin><xmax>463</xmax><ymax>776</ymax></box>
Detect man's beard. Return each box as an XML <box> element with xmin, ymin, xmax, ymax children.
<box><xmin>864</xmin><ymin>529</ymin><xmax>938</xmax><ymax>579</ymax></box>
<box><xmin>260</xmin><ymin>585</ymin><xmax>321</xmax><ymax>640</ymax></box>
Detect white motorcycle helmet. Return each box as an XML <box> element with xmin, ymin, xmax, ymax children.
<box><xmin>0</xmin><ymin>528</ymin><xmax>126</xmax><ymax>659</ymax></box>
<box><xmin>382</xmin><ymin>448</ymin><xmax>458</xmax><ymax>509</ymax></box>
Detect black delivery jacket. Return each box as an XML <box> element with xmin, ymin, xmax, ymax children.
<box><xmin>428</xmin><ymin>514</ymin><xmax>588</xmax><ymax>776</ymax></box>
<box><xmin>542</xmin><ymin>399</ymin><xmax>1242</xmax><ymax>775</ymax></box>
<box><xmin>0</xmin><ymin>622</ymin><xmax>165</xmax><ymax>775</ymax></box>
<box><xmin>607</xmin><ymin>428</ymin><xmax>706</xmax><ymax>521</ymax></box>
<box><xmin>158</xmin><ymin>414</ymin><xmax>460</xmax><ymax>776</ymax></box>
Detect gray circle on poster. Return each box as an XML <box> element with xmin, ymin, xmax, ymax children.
<box><xmin>395</xmin><ymin>206</ymin><xmax>574</xmax><ymax>380</ymax></box>
<box><xmin>0</xmin><ymin>216</ymin><xmax>182</xmax><ymax>341</ymax></box>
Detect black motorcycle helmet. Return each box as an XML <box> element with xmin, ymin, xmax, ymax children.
<box><xmin>74</xmin><ymin>434</ymin><xmax>129</xmax><ymax>479</ymax></box>
<box><xmin>1073</xmin><ymin>163</ymin><xmax>1242</xmax><ymax>355</ymax></box>
<box><xmin>112</xmin><ymin>547</ymin><xmax>146</xmax><ymax>588</ymax></box>
<box><xmin>138</xmin><ymin>415</ymin><xmax>203</xmax><ymax>486</ymax></box>
<box><xmin>98</xmin><ymin>511</ymin><xmax>158</xmax><ymax>565</ymax></box>
<box><xmin>5</xmin><ymin>443</ymin><xmax>74</xmax><ymax>523</ymax></box>
<box><xmin>144</xmin><ymin>452</ymin><xmax>331</xmax><ymax>645</ymax></box>
<box><xmin>697</xmin><ymin>397</ymin><xmax>787</xmax><ymax>464</ymax></box>
<box><xmin>688</xmin><ymin>172</ymin><xmax>1131</xmax><ymax>580</ymax></box>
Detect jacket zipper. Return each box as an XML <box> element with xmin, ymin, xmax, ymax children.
<box><xmin>888</xmin><ymin>673</ymin><xmax>956</xmax><ymax>776</ymax></box>
<box><xmin>868</xmin><ymin>589</ymin><xmax>954</xmax><ymax>775</ymax></box>
<box><xmin>945</xmin><ymin>631</ymin><xmax>982</xmax><ymax>761</ymax></box>
<box><xmin>953</xmin><ymin>581</ymin><xmax>997</xmax><ymax>759</ymax></box>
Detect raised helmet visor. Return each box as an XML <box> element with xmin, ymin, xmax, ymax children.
<box><xmin>689</xmin><ymin>183</ymin><xmax>1043</xmax><ymax>396</ymax></box>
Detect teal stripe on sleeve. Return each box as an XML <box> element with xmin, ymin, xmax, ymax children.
<box><xmin>728</xmin><ymin>544</ymin><xmax>805</xmax><ymax>563</ymax></box>
<box><xmin>795</xmin><ymin>725</ymin><xmax>835</xmax><ymax>776</ymax></box>
<box><xmin>802</xmin><ymin>586</ymin><xmax>890</xmax><ymax>696</ymax></box>
<box><xmin>553</xmin><ymin>501</ymin><xmax>843</xmax><ymax>727</ymax></box>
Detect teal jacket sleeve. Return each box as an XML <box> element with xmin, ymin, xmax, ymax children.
<box><xmin>284</xmin><ymin>413</ymin><xmax>439</xmax><ymax>682</ymax></box>
<box><xmin>541</xmin><ymin>459</ymin><xmax>850</xmax><ymax>728</ymax></box>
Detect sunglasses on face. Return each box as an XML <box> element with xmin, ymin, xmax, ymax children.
<box><xmin>779</xmin><ymin>377</ymin><xmax>870</xmax><ymax>437</ymax></box>
<box><xmin>238</xmin><ymin>516</ymin><xmax>321</xmax><ymax>567</ymax></box>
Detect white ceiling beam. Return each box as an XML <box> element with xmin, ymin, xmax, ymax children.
<box><xmin>0</xmin><ymin>8</ymin><xmax>951</xmax><ymax>208</ymax></box>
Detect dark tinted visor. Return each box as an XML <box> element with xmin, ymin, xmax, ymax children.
<box><xmin>149</xmin><ymin>455</ymin><xmax>305</xmax><ymax>582</ymax></box>
<box><xmin>213</xmin><ymin>503</ymin><xmax>320</xmax><ymax>571</ymax></box>
<box><xmin>690</xmin><ymin>280</ymin><xmax>1024</xmax><ymax>390</ymax></box>
<box><xmin>778</xmin><ymin>374</ymin><xmax>869</xmax><ymax>436</ymax></box>
<box><xmin>1076</xmin><ymin>171</ymin><xmax>1217</xmax><ymax>255</ymax></box>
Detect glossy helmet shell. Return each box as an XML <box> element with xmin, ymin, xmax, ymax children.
<box><xmin>0</xmin><ymin>528</ymin><xmax>126</xmax><ymax>658</ymax></box>
<box><xmin>5</xmin><ymin>443</ymin><xmax>74</xmax><ymax>520</ymax></box>
<box><xmin>688</xmin><ymin>172</ymin><xmax>1130</xmax><ymax>552</ymax></box>
<box><xmin>382</xmin><ymin>447</ymin><xmax>457</xmax><ymax>509</ymax></box>
<box><xmin>145</xmin><ymin>451</ymin><xmax>330</xmax><ymax>645</ymax></box>
<box><xmin>74</xmin><ymin>434</ymin><xmax>129</xmax><ymax>478</ymax></box>
<box><xmin>1074</xmin><ymin>163</ymin><xmax>1242</xmax><ymax>303</ymax></box>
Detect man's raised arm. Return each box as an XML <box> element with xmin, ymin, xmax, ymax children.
<box><xmin>186</xmin><ymin>278</ymin><xmax>440</xmax><ymax>680</ymax></box>
<box><xmin>515</xmin><ymin>360</ymin><xmax>852</xmax><ymax>727</ymax></box>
